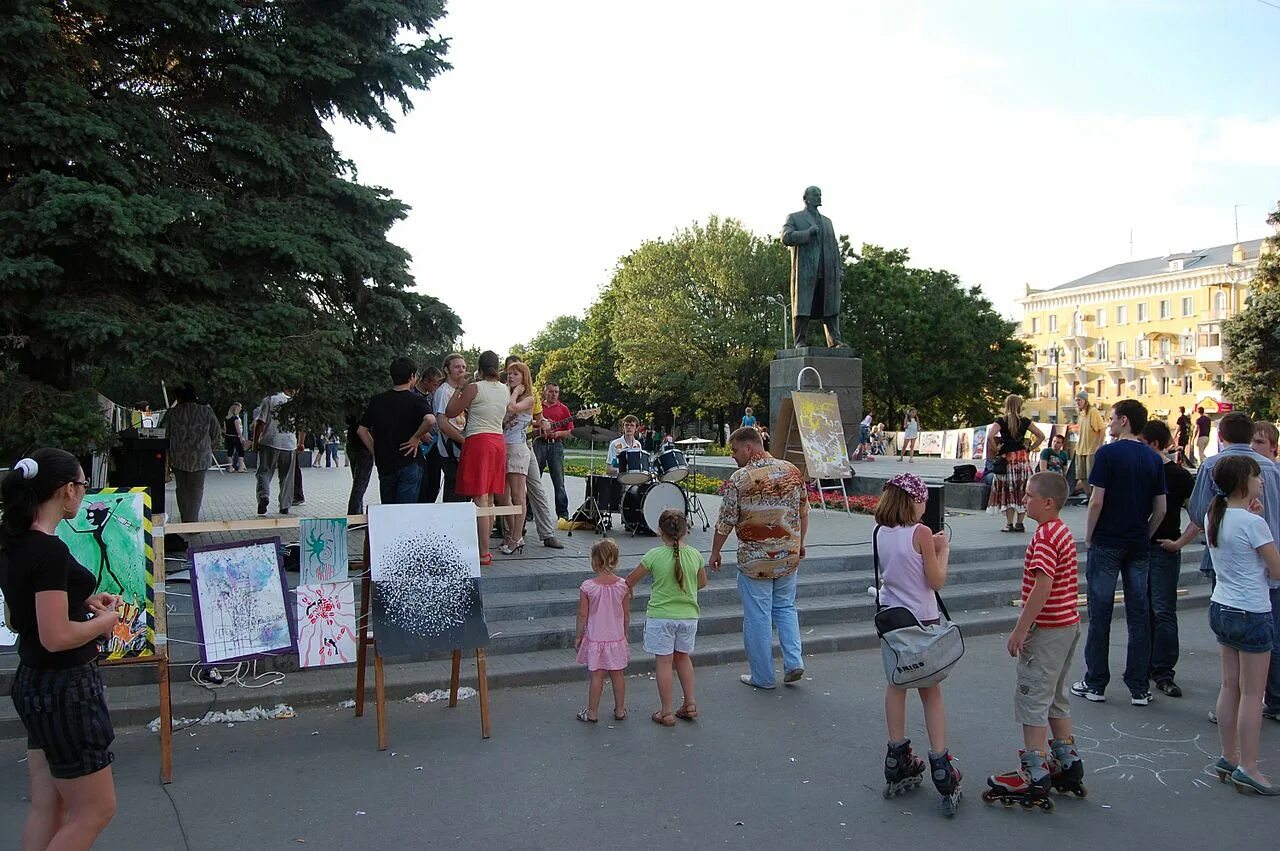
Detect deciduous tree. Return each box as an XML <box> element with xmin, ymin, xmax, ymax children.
<box><xmin>1223</xmin><ymin>202</ymin><xmax>1280</xmax><ymax>419</ymax></box>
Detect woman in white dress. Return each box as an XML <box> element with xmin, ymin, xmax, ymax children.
<box><xmin>898</xmin><ymin>409</ymin><xmax>920</xmax><ymax>462</ymax></box>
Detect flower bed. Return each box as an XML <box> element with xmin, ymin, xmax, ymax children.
<box><xmin>805</xmin><ymin>482</ymin><xmax>879</xmax><ymax>515</ymax></box>
<box><xmin>564</xmin><ymin>464</ymin><xmax>727</xmax><ymax>496</ymax></box>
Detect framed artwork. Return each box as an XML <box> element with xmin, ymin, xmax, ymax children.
<box><xmin>189</xmin><ymin>538</ymin><xmax>295</xmax><ymax>664</ymax></box>
<box><xmin>791</xmin><ymin>391</ymin><xmax>851</xmax><ymax>479</ymax></box>
<box><xmin>296</xmin><ymin>581</ymin><xmax>357</xmax><ymax>668</ymax></box>
<box><xmin>299</xmin><ymin>517</ymin><xmax>349</xmax><ymax>584</ymax></box>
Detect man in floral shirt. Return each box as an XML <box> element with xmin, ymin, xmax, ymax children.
<box><xmin>710</xmin><ymin>427</ymin><xmax>809</xmax><ymax>688</ymax></box>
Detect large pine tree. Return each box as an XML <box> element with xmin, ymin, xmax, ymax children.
<box><xmin>0</xmin><ymin>0</ymin><xmax>460</xmax><ymax>456</ymax></box>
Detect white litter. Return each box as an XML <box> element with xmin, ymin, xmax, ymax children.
<box><xmin>405</xmin><ymin>687</ymin><xmax>477</xmax><ymax>704</ymax></box>
<box><xmin>148</xmin><ymin>703</ymin><xmax>296</xmax><ymax>732</ymax></box>
<box><xmin>337</xmin><ymin>699</ymin><xmax>356</xmax><ymax>709</ymax></box>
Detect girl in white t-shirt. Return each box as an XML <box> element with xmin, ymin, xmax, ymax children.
<box><xmin>1205</xmin><ymin>455</ymin><xmax>1280</xmax><ymax>796</ymax></box>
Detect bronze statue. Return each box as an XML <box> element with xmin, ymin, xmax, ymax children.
<box><xmin>781</xmin><ymin>186</ymin><xmax>845</xmax><ymax>347</ymax></box>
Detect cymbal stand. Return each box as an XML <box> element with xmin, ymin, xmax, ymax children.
<box><xmin>567</xmin><ymin>434</ymin><xmax>611</xmax><ymax>537</ymax></box>
<box><xmin>685</xmin><ymin>450</ymin><xmax>711</xmax><ymax>532</ymax></box>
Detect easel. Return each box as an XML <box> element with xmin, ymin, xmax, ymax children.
<box><xmin>776</xmin><ymin>368</ymin><xmax>852</xmax><ymax>515</ymax></box>
<box><xmin>353</xmin><ymin>504</ymin><xmax>516</xmax><ymax>749</ymax></box>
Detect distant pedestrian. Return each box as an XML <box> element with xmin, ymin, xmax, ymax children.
<box><xmin>251</xmin><ymin>386</ymin><xmax>299</xmax><ymax>515</ymax></box>
<box><xmin>223</xmin><ymin>402</ymin><xmax>248</xmax><ymax>472</ymax></box>
<box><xmin>986</xmin><ymin>394</ymin><xmax>1045</xmax><ymax>533</ymax></box>
<box><xmin>1073</xmin><ymin>391</ymin><xmax>1105</xmax><ymax>498</ymax></box>
<box><xmin>164</xmin><ymin>384</ymin><xmax>223</xmax><ymax>523</ymax></box>
<box><xmin>1175</xmin><ymin>406</ymin><xmax>1193</xmax><ymax>467</ymax></box>
<box><xmin>898</xmin><ymin>408</ymin><xmax>920</xmax><ymax>463</ymax></box>
<box><xmin>741</xmin><ymin>407</ymin><xmax>757</xmax><ymax>429</ymax></box>
<box><xmin>1194</xmin><ymin>407</ymin><xmax>1212</xmax><ymax>466</ymax></box>
<box><xmin>345</xmin><ymin>414</ymin><xmax>373</xmax><ymax>516</ymax></box>
<box><xmin>872</xmin><ymin>472</ymin><xmax>961</xmax><ymax>805</ymax></box>
<box><xmin>627</xmin><ymin>510</ymin><xmax>706</xmax><ymax>727</ymax></box>
<box><xmin>323</xmin><ymin>427</ymin><xmax>340</xmax><ymax>467</ymax></box>
<box><xmin>574</xmin><ymin>539</ymin><xmax>630</xmax><ymax>723</ymax></box>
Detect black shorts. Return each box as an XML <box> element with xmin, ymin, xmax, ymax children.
<box><xmin>11</xmin><ymin>662</ymin><xmax>115</xmax><ymax>779</ymax></box>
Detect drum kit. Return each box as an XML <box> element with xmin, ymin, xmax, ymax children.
<box><xmin>571</xmin><ymin>431</ymin><xmax>713</xmax><ymax>537</ymax></box>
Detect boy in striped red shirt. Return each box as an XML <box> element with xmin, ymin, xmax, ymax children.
<box><xmin>984</xmin><ymin>472</ymin><xmax>1087</xmax><ymax>807</ymax></box>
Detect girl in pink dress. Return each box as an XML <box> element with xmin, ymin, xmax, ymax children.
<box><xmin>575</xmin><ymin>539</ymin><xmax>631</xmax><ymax>722</ymax></box>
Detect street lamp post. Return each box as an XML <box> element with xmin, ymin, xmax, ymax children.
<box><xmin>765</xmin><ymin>295</ymin><xmax>788</xmax><ymax>350</ymax></box>
<box><xmin>1053</xmin><ymin>344</ymin><xmax>1063</xmax><ymax>425</ymax></box>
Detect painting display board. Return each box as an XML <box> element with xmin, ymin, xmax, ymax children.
<box><xmin>367</xmin><ymin>503</ymin><xmax>490</xmax><ymax>657</ymax></box>
<box><xmin>790</xmin><ymin>391</ymin><xmax>851</xmax><ymax>478</ymax></box>
<box><xmin>189</xmin><ymin>538</ymin><xmax>296</xmax><ymax>664</ymax></box>
<box><xmin>299</xmin><ymin>518</ymin><xmax>348</xmax><ymax>584</ymax></box>
<box><xmin>57</xmin><ymin>488</ymin><xmax>155</xmax><ymax>660</ymax></box>
<box><xmin>917</xmin><ymin>431</ymin><xmax>943</xmax><ymax>456</ymax></box>
<box><xmin>942</xmin><ymin>430</ymin><xmax>960</xmax><ymax>460</ymax></box>
<box><xmin>296</xmin><ymin>581</ymin><xmax>357</xmax><ymax>668</ymax></box>
<box><xmin>971</xmin><ymin>426</ymin><xmax>989</xmax><ymax>461</ymax></box>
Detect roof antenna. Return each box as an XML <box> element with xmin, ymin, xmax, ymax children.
<box><xmin>1129</xmin><ymin>228</ymin><xmax>1133</xmax><ymax>258</ymax></box>
<box><xmin>1233</xmin><ymin>203</ymin><xmax>1247</xmax><ymax>244</ymax></box>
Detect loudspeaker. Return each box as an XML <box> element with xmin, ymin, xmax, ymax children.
<box><xmin>923</xmin><ymin>484</ymin><xmax>945</xmax><ymax>533</ymax></box>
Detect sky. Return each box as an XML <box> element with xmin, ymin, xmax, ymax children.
<box><xmin>326</xmin><ymin>0</ymin><xmax>1280</xmax><ymax>353</ymax></box>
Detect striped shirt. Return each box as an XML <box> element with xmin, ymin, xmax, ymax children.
<box><xmin>1022</xmin><ymin>518</ymin><xmax>1079</xmax><ymax>627</ymax></box>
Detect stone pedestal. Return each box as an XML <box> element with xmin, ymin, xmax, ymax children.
<box><xmin>769</xmin><ymin>348</ymin><xmax>863</xmax><ymax>457</ymax></box>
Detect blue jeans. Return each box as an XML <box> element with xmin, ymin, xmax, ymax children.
<box><xmin>1147</xmin><ymin>545</ymin><xmax>1180</xmax><ymax>683</ymax></box>
<box><xmin>378</xmin><ymin>464</ymin><xmax>423</xmax><ymax>506</ymax></box>
<box><xmin>1083</xmin><ymin>544</ymin><xmax>1152</xmax><ymax>696</ymax></box>
<box><xmin>534</xmin><ymin>440</ymin><xmax>568</xmax><ymax>519</ymax></box>
<box><xmin>1268</xmin><ymin>587</ymin><xmax>1280</xmax><ymax>713</ymax></box>
<box><xmin>737</xmin><ymin>571</ymin><xmax>803</xmax><ymax>687</ymax></box>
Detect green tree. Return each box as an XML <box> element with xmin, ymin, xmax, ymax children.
<box><xmin>511</xmin><ymin>314</ymin><xmax>584</xmax><ymax>382</ymax></box>
<box><xmin>1222</xmin><ymin>202</ymin><xmax>1280</xmax><ymax>419</ymax></box>
<box><xmin>0</xmin><ymin>0</ymin><xmax>459</xmax><ymax>458</ymax></box>
<box><xmin>842</xmin><ymin>245</ymin><xmax>1031</xmax><ymax>427</ymax></box>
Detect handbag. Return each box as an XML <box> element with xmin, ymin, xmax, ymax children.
<box><xmin>872</xmin><ymin>526</ymin><xmax>965</xmax><ymax>688</ymax></box>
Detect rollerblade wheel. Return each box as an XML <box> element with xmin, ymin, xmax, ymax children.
<box><xmin>1038</xmin><ymin>798</ymin><xmax>1055</xmax><ymax>812</ymax></box>
<box><xmin>981</xmin><ymin>789</ymin><xmax>999</xmax><ymax>804</ymax></box>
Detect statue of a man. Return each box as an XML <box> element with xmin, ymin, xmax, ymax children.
<box><xmin>781</xmin><ymin>185</ymin><xmax>845</xmax><ymax>347</ymax></box>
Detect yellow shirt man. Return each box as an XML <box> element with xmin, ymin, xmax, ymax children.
<box><xmin>1073</xmin><ymin>393</ymin><xmax>1105</xmax><ymax>493</ymax></box>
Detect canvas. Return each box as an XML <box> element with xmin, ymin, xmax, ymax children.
<box><xmin>791</xmin><ymin>391</ymin><xmax>850</xmax><ymax>479</ymax></box>
<box><xmin>918</xmin><ymin>431</ymin><xmax>943</xmax><ymax>456</ymax></box>
<box><xmin>189</xmin><ymin>538</ymin><xmax>296</xmax><ymax>664</ymax></box>
<box><xmin>972</xmin><ymin>426</ymin><xmax>989</xmax><ymax>460</ymax></box>
<box><xmin>56</xmin><ymin>488</ymin><xmax>155</xmax><ymax>660</ymax></box>
<box><xmin>296</xmin><ymin>581</ymin><xmax>357</xmax><ymax>667</ymax></box>
<box><xmin>299</xmin><ymin>517</ymin><xmax>349</xmax><ymax>584</ymax></box>
<box><xmin>368</xmin><ymin>503</ymin><xmax>490</xmax><ymax>656</ymax></box>
<box><xmin>942</xmin><ymin>430</ymin><xmax>960</xmax><ymax>460</ymax></box>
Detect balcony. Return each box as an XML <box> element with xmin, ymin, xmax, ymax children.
<box><xmin>1147</xmin><ymin>358</ymin><xmax>1179</xmax><ymax>379</ymax></box>
<box><xmin>1063</xmin><ymin>363</ymin><xmax>1093</xmax><ymax>383</ymax></box>
<box><xmin>1105</xmin><ymin>358</ymin><xmax>1135</xmax><ymax>381</ymax></box>
<box><xmin>1196</xmin><ymin>345</ymin><xmax>1225</xmax><ymax>370</ymax></box>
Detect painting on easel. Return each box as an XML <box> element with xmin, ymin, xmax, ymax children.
<box><xmin>56</xmin><ymin>488</ymin><xmax>156</xmax><ymax>660</ymax></box>
<box><xmin>791</xmin><ymin>391</ymin><xmax>851</xmax><ymax>479</ymax></box>
<box><xmin>189</xmin><ymin>538</ymin><xmax>295</xmax><ymax>664</ymax></box>
<box><xmin>368</xmin><ymin>503</ymin><xmax>490</xmax><ymax>657</ymax></box>
<box><xmin>296</xmin><ymin>581</ymin><xmax>357</xmax><ymax>667</ymax></box>
<box><xmin>299</xmin><ymin>517</ymin><xmax>348</xmax><ymax>584</ymax></box>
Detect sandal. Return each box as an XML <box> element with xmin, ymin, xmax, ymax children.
<box><xmin>1014</xmin><ymin>523</ymin><xmax>1026</xmax><ymax>532</ymax></box>
<box><xmin>575</xmin><ymin>708</ymin><xmax>597</xmax><ymax>723</ymax></box>
<box><xmin>651</xmin><ymin>710</ymin><xmax>676</xmax><ymax>727</ymax></box>
<box><xmin>674</xmin><ymin>704</ymin><xmax>698</xmax><ymax>721</ymax></box>
<box><xmin>1000</xmin><ymin>524</ymin><xmax>1017</xmax><ymax>533</ymax></box>
<box><xmin>613</xmin><ymin>708</ymin><xmax>628</xmax><ymax>721</ymax></box>
<box><xmin>479</xmin><ymin>552</ymin><xmax>493</xmax><ymax>566</ymax></box>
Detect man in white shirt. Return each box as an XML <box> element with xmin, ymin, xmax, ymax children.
<box><xmin>252</xmin><ymin>386</ymin><xmax>299</xmax><ymax>515</ymax></box>
<box><xmin>433</xmin><ymin>353</ymin><xmax>469</xmax><ymax>503</ymax></box>
<box><xmin>607</xmin><ymin>416</ymin><xmax>644</xmax><ymax>477</ymax></box>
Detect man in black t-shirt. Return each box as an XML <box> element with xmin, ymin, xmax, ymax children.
<box><xmin>1140</xmin><ymin>420</ymin><xmax>1194</xmax><ymax>697</ymax></box>
<box><xmin>1193</xmin><ymin>407</ymin><xmax>1212</xmax><ymax>467</ymax></box>
<box><xmin>1174</xmin><ymin>406</ymin><xmax>1193</xmax><ymax>467</ymax></box>
<box><xmin>357</xmin><ymin>357</ymin><xmax>437</xmax><ymax>505</ymax></box>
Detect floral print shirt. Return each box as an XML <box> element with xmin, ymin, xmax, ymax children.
<box><xmin>715</xmin><ymin>455</ymin><xmax>808</xmax><ymax>579</ymax></box>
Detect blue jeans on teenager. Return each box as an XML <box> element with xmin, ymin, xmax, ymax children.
<box><xmin>1083</xmin><ymin>544</ymin><xmax>1152</xmax><ymax>697</ymax></box>
<box><xmin>1148</xmin><ymin>545</ymin><xmax>1181</xmax><ymax>684</ymax></box>
<box><xmin>1267</xmin><ymin>587</ymin><xmax>1280</xmax><ymax>714</ymax></box>
<box><xmin>534</xmin><ymin>440</ymin><xmax>568</xmax><ymax>519</ymax></box>
<box><xmin>737</xmin><ymin>570</ymin><xmax>803</xmax><ymax>688</ymax></box>
<box><xmin>378</xmin><ymin>463</ymin><xmax>423</xmax><ymax>506</ymax></box>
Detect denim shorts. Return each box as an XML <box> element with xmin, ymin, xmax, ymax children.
<box><xmin>1209</xmin><ymin>602</ymin><xmax>1275</xmax><ymax>654</ymax></box>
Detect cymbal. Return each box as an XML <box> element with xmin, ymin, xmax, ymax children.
<box><xmin>675</xmin><ymin>437</ymin><xmax>712</xmax><ymax>445</ymax></box>
<box><xmin>572</xmin><ymin>424</ymin><xmax>619</xmax><ymax>442</ymax></box>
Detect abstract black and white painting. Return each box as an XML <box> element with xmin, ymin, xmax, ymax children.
<box><xmin>368</xmin><ymin>503</ymin><xmax>490</xmax><ymax>657</ymax></box>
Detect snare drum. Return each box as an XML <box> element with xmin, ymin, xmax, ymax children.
<box><xmin>621</xmin><ymin>481</ymin><xmax>688</xmax><ymax>536</ymax></box>
<box><xmin>617</xmin><ymin>447</ymin><xmax>653</xmax><ymax>485</ymax></box>
<box><xmin>653</xmin><ymin>447</ymin><xmax>688</xmax><ymax>483</ymax></box>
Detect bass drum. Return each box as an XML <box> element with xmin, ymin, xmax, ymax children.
<box><xmin>621</xmin><ymin>481</ymin><xmax>688</xmax><ymax>536</ymax></box>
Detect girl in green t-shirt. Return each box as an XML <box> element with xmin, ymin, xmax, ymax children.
<box><xmin>626</xmin><ymin>509</ymin><xmax>708</xmax><ymax>727</ymax></box>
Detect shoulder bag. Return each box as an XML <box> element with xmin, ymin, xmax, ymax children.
<box><xmin>872</xmin><ymin>526</ymin><xmax>965</xmax><ymax>688</ymax></box>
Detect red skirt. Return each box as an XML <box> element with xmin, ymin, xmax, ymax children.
<box><xmin>456</xmin><ymin>433</ymin><xmax>507</xmax><ymax>496</ymax></box>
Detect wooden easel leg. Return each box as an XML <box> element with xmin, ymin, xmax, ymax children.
<box><xmin>476</xmin><ymin>648</ymin><xmax>491</xmax><ymax>739</ymax></box>
<box><xmin>158</xmin><ymin>653</ymin><xmax>173</xmax><ymax>784</ymax></box>
<box><xmin>449</xmin><ymin>649</ymin><xmax>462</xmax><ymax>707</ymax></box>
<box><xmin>355</xmin><ymin>558</ymin><xmax>371</xmax><ymax>718</ymax></box>
<box><xmin>374</xmin><ymin>649</ymin><xmax>387</xmax><ymax>751</ymax></box>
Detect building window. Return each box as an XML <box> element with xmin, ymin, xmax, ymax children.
<box><xmin>1214</xmin><ymin>291</ymin><xmax>1227</xmax><ymax>318</ymax></box>
<box><xmin>1182</xmin><ymin>374</ymin><xmax>1194</xmax><ymax>394</ymax></box>
<box><xmin>1050</xmin><ymin>381</ymin><xmax>1058</xmax><ymax>399</ymax></box>
<box><xmin>1182</xmin><ymin>296</ymin><xmax>1194</xmax><ymax>316</ymax></box>
<box><xmin>1159</xmin><ymin>338</ymin><xmax>1171</xmax><ymax>358</ymax></box>
<box><xmin>1137</xmin><ymin>303</ymin><xmax>1149</xmax><ymax>322</ymax></box>
<box><xmin>1095</xmin><ymin>340</ymin><xmax>1108</xmax><ymax>361</ymax></box>
<box><xmin>1116</xmin><ymin>340</ymin><xmax>1127</xmax><ymax>361</ymax></box>
<box><xmin>1161</xmin><ymin>376</ymin><xmax>1171</xmax><ymax>395</ymax></box>
<box><xmin>1048</xmin><ymin>314</ymin><xmax>1058</xmax><ymax>332</ymax></box>
<box><xmin>1138</xmin><ymin>377</ymin><xmax>1148</xmax><ymax>395</ymax></box>
<box><xmin>1116</xmin><ymin>379</ymin><xmax>1125</xmax><ymax>396</ymax></box>
<box><xmin>1096</xmin><ymin>379</ymin><xmax>1104</xmax><ymax>398</ymax></box>
<box><xmin>1181</xmin><ymin>334</ymin><xmax>1195</xmax><ymax>355</ymax></box>
<box><xmin>1136</xmin><ymin>338</ymin><xmax>1150</xmax><ymax>359</ymax></box>
<box><xmin>1117</xmin><ymin>305</ymin><xmax>1128</xmax><ymax>324</ymax></box>
<box><xmin>1096</xmin><ymin>307</ymin><xmax>1107</xmax><ymax>327</ymax></box>
<box><xmin>1159</xmin><ymin>299</ymin><xmax>1171</xmax><ymax>319</ymax></box>
<box><xmin>1031</xmin><ymin>317</ymin><xmax>1039</xmax><ymax>333</ymax></box>
<box><xmin>1197</xmin><ymin>323</ymin><xmax>1221</xmax><ymax>348</ymax></box>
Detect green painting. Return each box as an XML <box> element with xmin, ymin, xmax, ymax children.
<box><xmin>57</xmin><ymin>488</ymin><xmax>156</xmax><ymax>660</ymax></box>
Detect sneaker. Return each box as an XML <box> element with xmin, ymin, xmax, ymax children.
<box><xmin>1208</xmin><ymin>709</ymin><xmax>1218</xmax><ymax>725</ymax></box>
<box><xmin>293</xmin><ymin>498</ymin><xmax>306</xmax><ymax>505</ymax></box>
<box><xmin>1070</xmin><ymin>681</ymin><xmax>1105</xmax><ymax>702</ymax></box>
<box><xmin>1155</xmin><ymin>680</ymin><xmax>1183</xmax><ymax>697</ymax></box>
<box><xmin>1264</xmin><ymin>708</ymin><xmax>1279</xmax><ymax>721</ymax></box>
<box><xmin>194</xmin><ymin>666</ymin><xmax>225</xmax><ymax>689</ymax></box>
<box><xmin>739</xmin><ymin>674</ymin><xmax>775</xmax><ymax>689</ymax></box>
<box><xmin>258</xmin><ymin>497</ymin><xmax>268</xmax><ymax>515</ymax></box>
<box><xmin>784</xmin><ymin>668</ymin><xmax>805</xmax><ymax>684</ymax></box>
<box><xmin>1130</xmin><ymin>691</ymin><xmax>1153</xmax><ymax>706</ymax></box>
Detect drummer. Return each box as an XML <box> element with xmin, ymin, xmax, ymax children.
<box><xmin>606</xmin><ymin>415</ymin><xmax>644</xmax><ymax>477</ymax></box>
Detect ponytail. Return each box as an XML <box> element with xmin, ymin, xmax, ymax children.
<box><xmin>1</xmin><ymin>448</ymin><xmax>82</xmax><ymax>548</ymax></box>
<box><xmin>1207</xmin><ymin>455</ymin><xmax>1261</xmax><ymax>548</ymax></box>
<box><xmin>658</xmin><ymin>509</ymin><xmax>690</xmax><ymax>593</ymax></box>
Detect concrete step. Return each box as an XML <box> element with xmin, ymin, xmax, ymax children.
<box><xmin>0</xmin><ymin>581</ymin><xmax>1214</xmax><ymax>738</ymax></box>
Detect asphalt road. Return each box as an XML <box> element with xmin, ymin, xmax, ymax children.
<box><xmin>3</xmin><ymin>621</ymin><xmax>1277</xmax><ymax>849</ymax></box>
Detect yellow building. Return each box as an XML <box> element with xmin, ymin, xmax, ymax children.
<box><xmin>1018</xmin><ymin>238</ymin><xmax>1268</xmax><ymax>425</ymax></box>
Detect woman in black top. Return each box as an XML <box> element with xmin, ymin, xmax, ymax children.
<box><xmin>0</xmin><ymin>448</ymin><xmax>120</xmax><ymax>847</ymax></box>
<box><xmin>985</xmin><ymin>394</ymin><xmax>1045</xmax><ymax>532</ymax></box>
<box><xmin>224</xmin><ymin>402</ymin><xmax>248</xmax><ymax>472</ymax></box>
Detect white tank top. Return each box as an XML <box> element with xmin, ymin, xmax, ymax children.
<box><xmin>463</xmin><ymin>380</ymin><xmax>508</xmax><ymax>437</ymax></box>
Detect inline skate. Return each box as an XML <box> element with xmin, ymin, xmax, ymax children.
<box><xmin>983</xmin><ymin>750</ymin><xmax>1054</xmax><ymax>812</ymax></box>
<box><xmin>930</xmin><ymin>749</ymin><xmax>963</xmax><ymax>817</ymax></box>
<box><xmin>883</xmin><ymin>739</ymin><xmax>925</xmax><ymax>799</ymax></box>
<box><xmin>1049</xmin><ymin>737</ymin><xmax>1087</xmax><ymax>797</ymax></box>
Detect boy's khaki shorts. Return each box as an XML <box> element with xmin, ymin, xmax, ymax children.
<box><xmin>1015</xmin><ymin>622</ymin><xmax>1081</xmax><ymax>727</ymax></box>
